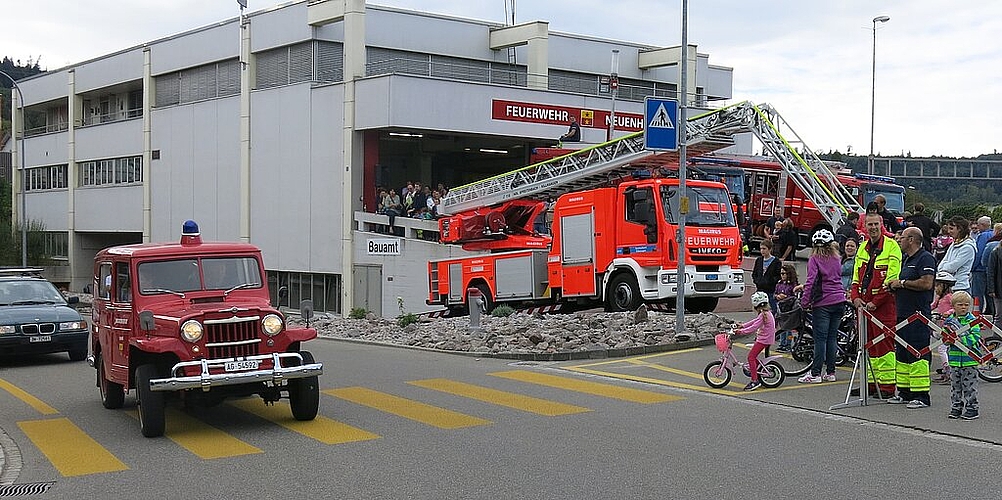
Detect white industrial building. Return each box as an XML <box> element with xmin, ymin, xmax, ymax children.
<box><xmin>7</xmin><ymin>0</ymin><xmax>739</xmax><ymax>317</ymax></box>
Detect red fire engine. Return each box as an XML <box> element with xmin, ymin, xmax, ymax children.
<box><xmin>688</xmin><ymin>154</ymin><xmax>905</xmax><ymax>248</ymax></box>
<box><xmin>89</xmin><ymin>221</ymin><xmax>323</xmax><ymax>437</ymax></box>
<box><xmin>428</xmin><ymin>170</ymin><xmax>745</xmax><ymax>314</ymax></box>
<box><xmin>427</xmin><ymin>101</ymin><xmax>874</xmax><ymax>314</ymax></box>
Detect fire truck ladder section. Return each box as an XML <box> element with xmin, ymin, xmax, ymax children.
<box><xmin>441</xmin><ymin>126</ymin><xmax>731</xmax><ymax>215</ymax></box>
<box><xmin>440</xmin><ymin>101</ymin><xmax>859</xmax><ymax>228</ymax></box>
<box><xmin>690</xmin><ymin>101</ymin><xmax>863</xmax><ymax>227</ymax></box>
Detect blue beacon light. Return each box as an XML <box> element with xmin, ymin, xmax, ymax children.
<box><xmin>181</xmin><ymin>220</ymin><xmax>202</xmax><ymax>245</ymax></box>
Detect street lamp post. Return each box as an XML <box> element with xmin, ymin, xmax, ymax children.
<box><xmin>0</xmin><ymin>69</ymin><xmax>28</xmax><ymax>267</ymax></box>
<box><xmin>607</xmin><ymin>49</ymin><xmax>620</xmax><ymax>142</ymax></box>
<box><xmin>868</xmin><ymin>15</ymin><xmax>890</xmax><ymax>175</ymax></box>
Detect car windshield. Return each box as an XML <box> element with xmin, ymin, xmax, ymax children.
<box><xmin>0</xmin><ymin>280</ymin><xmax>67</xmax><ymax>306</ymax></box>
<box><xmin>661</xmin><ymin>185</ymin><xmax>736</xmax><ymax>227</ymax></box>
<box><xmin>864</xmin><ymin>186</ymin><xmax>905</xmax><ymax>215</ymax></box>
<box><xmin>138</xmin><ymin>257</ymin><xmax>263</xmax><ymax>295</ymax></box>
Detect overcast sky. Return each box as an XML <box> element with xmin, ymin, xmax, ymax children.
<box><xmin>3</xmin><ymin>0</ymin><xmax>999</xmax><ymax>158</ymax></box>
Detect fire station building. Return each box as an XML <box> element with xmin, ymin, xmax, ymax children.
<box><xmin>8</xmin><ymin>0</ymin><xmax>739</xmax><ymax>316</ymax></box>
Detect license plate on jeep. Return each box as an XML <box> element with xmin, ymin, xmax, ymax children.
<box><xmin>224</xmin><ymin>360</ymin><xmax>260</xmax><ymax>372</ymax></box>
<box><xmin>29</xmin><ymin>335</ymin><xmax>51</xmax><ymax>343</ymax></box>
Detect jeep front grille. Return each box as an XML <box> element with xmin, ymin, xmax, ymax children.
<box><xmin>204</xmin><ymin>317</ymin><xmax>260</xmax><ymax>359</ymax></box>
<box><xmin>22</xmin><ymin>323</ymin><xmax>56</xmax><ymax>334</ymax></box>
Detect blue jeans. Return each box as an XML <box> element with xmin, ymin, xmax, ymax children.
<box><xmin>810</xmin><ymin>303</ymin><xmax>842</xmax><ymax>376</ymax></box>
<box><xmin>972</xmin><ymin>271</ymin><xmax>987</xmax><ymax>312</ymax></box>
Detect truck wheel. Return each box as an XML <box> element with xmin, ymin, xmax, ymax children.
<box><xmin>97</xmin><ymin>354</ymin><xmax>125</xmax><ymax>409</ymax></box>
<box><xmin>68</xmin><ymin>344</ymin><xmax>88</xmax><ymax>362</ymax></box>
<box><xmin>136</xmin><ymin>364</ymin><xmax>166</xmax><ymax>438</ymax></box>
<box><xmin>288</xmin><ymin>351</ymin><xmax>320</xmax><ymax>421</ymax></box>
<box><xmin>685</xmin><ymin>297</ymin><xmax>719</xmax><ymax>314</ymax></box>
<box><xmin>606</xmin><ymin>273</ymin><xmax>641</xmax><ymax>312</ymax></box>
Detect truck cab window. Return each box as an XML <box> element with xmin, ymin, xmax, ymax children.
<box><xmin>624</xmin><ymin>187</ymin><xmax>655</xmax><ymax>225</ymax></box>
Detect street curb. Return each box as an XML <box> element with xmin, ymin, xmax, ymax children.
<box><xmin>0</xmin><ymin>426</ymin><xmax>21</xmax><ymax>486</ymax></box>
<box><xmin>316</xmin><ymin>335</ymin><xmax>715</xmax><ymax>361</ymax></box>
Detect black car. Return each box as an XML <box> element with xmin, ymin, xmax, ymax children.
<box><xmin>0</xmin><ymin>270</ymin><xmax>89</xmax><ymax>361</ymax></box>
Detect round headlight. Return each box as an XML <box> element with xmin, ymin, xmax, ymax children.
<box><xmin>180</xmin><ymin>320</ymin><xmax>203</xmax><ymax>342</ymax></box>
<box><xmin>262</xmin><ymin>314</ymin><xmax>284</xmax><ymax>336</ymax></box>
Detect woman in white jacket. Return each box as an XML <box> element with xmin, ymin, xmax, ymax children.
<box><xmin>938</xmin><ymin>216</ymin><xmax>977</xmax><ymax>293</ymax></box>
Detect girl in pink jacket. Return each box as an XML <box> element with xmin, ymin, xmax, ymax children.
<box><xmin>736</xmin><ymin>291</ymin><xmax>776</xmax><ymax>391</ymax></box>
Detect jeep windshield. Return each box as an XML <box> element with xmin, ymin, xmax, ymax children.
<box><xmin>138</xmin><ymin>257</ymin><xmax>263</xmax><ymax>295</ymax></box>
<box><xmin>660</xmin><ymin>185</ymin><xmax>736</xmax><ymax>227</ymax></box>
<box><xmin>0</xmin><ymin>280</ymin><xmax>68</xmax><ymax>306</ymax></box>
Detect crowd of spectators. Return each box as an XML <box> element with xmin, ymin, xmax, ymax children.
<box><xmin>373</xmin><ymin>181</ymin><xmax>450</xmax><ymax>238</ymax></box>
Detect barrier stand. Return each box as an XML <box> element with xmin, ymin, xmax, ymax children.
<box><xmin>830</xmin><ymin>308</ymin><xmax>879</xmax><ymax>410</ymax></box>
<box><xmin>831</xmin><ymin>309</ymin><xmax>1002</xmax><ymax>412</ymax></box>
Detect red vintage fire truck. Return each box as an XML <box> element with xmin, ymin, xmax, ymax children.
<box><xmin>89</xmin><ymin>221</ymin><xmax>323</xmax><ymax>438</ymax></box>
<box><xmin>688</xmin><ymin>154</ymin><xmax>906</xmax><ymax>248</ymax></box>
<box><xmin>427</xmin><ymin>171</ymin><xmax>745</xmax><ymax>314</ymax></box>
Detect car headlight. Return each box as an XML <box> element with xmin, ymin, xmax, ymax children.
<box><xmin>0</xmin><ymin>325</ymin><xmax>14</xmax><ymax>335</ymax></box>
<box><xmin>734</xmin><ymin>272</ymin><xmax>744</xmax><ymax>283</ymax></box>
<box><xmin>262</xmin><ymin>314</ymin><xmax>284</xmax><ymax>336</ymax></box>
<box><xmin>180</xmin><ymin>320</ymin><xmax>203</xmax><ymax>343</ymax></box>
<box><xmin>59</xmin><ymin>321</ymin><xmax>87</xmax><ymax>331</ymax></box>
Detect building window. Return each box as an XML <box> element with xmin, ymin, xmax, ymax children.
<box><xmin>42</xmin><ymin>232</ymin><xmax>69</xmax><ymax>259</ymax></box>
<box><xmin>154</xmin><ymin>59</ymin><xmax>240</xmax><ymax>108</ymax></box>
<box><xmin>78</xmin><ymin>156</ymin><xmax>142</xmax><ymax>187</ymax></box>
<box><xmin>25</xmin><ymin>164</ymin><xmax>68</xmax><ymax>191</ymax></box>
<box><xmin>267</xmin><ymin>270</ymin><xmax>342</xmax><ymax>314</ymax></box>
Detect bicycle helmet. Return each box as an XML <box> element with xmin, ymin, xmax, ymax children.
<box><xmin>935</xmin><ymin>271</ymin><xmax>957</xmax><ymax>284</ymax></box>
<box><xmin>751</xmin><ymin>291</ymin><xmax>769</xmax><ymax>308</ymax></box>
<box><xmin>811</xmin><ymin>228</ymin><xmax>835</xmax><ymax>247</ymax></box>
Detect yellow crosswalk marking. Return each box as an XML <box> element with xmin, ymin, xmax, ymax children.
<box><xmin>162</xmin><ymin>409</ymin><xmax>262</xmax><ymax>459</ymax></box>
<box><xmin>229</xmin><ymin>399</ymin><xmax>380</xmax><ymax>445</ymax></box>
<box><xmin>324</xmin><ymin>387</ymin><xmax>491</xmax><ymax>429</ymax></box>
<box><xmin>18</xmin><ymin>418</ymin><xmax>128</xmax><ymax>477</ymax></box>
<box><xmin>408</xmin><ymin>379</ymin><xmax>591</xmax><ymax>416</ymax></box>
<box><xmin>489</xmin><ymin>370</ymin><xmax>681</xmax><ymax>403</ymax></box>
<box><xmin>0</xmin><ymin>378</ymin><xmax>59</xmax><ymax>415</ymax></box>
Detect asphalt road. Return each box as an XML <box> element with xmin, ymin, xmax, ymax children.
<box><xmin>2</xmin><ymin>328</ymin><xmax>1002</xmax><ymax>499</ymax></box>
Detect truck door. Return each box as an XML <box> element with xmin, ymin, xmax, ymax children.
<box><xmin>559</xmin><ymin>211</ymin><xmax>597</xmax><ymax>297</ymax></box>
<box><xmin>617</xmin><ymin>186</ymin><xmax>660</xmax><ymax>268</ymax></box>
<box><xmin>95</xmin><ymin>262</ymin><xmax>125</xmax><ymax>382</ymax></box>
<box><xmin>108</xmin><ymin>262</ymin><xmax>133</xmax><ymax>382</ymax></box>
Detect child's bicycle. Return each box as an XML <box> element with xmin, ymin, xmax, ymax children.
<box><xmin>702</xmin><ymin>329</ymin><xmax>786</xmax><ymax>389</ymax></box>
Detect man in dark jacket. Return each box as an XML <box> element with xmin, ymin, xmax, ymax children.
<box><xmin>836</xmin><ymin>211</ymin><xmax>860</xmax><ymax>251</ymax></box>
<box><xmin>904</xmin><ymin>203</ymin><xmax>940</xmax><ymax>252</ymax></box>
<box><xmin>873</xmin><ymin>194</ymin><xmax>902</xmax><ymax>234</ymax></box>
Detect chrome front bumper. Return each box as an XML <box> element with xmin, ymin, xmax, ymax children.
<box><xmin>149</xmin><ymin>352</ymin><xmax>323</xmax><ymax>392</ymax></box>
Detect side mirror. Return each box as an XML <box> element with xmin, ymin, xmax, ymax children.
<box><xmin>300</xmin><ymin>299</ymin><xmax>314</xmax><ymax>327</ymax></box>
<box><xmin>278</xmin><ymin>286</ymin><xmax>288</xmax><ymax>299</ymax></box>
<box><xmin>66</xmin><ymin>296</ymin><xmax>80</xmax><ymax>305</ymax></box>
<box><xmin>139</xmin><ymin>310</ymin><xmax>155</xmax><ymax>332</ymax></box>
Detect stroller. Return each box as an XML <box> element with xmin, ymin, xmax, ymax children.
<box><xmin>775</xmin><ymin>296</ymin><xmax>803</xmax><ymax>351</ymax></box>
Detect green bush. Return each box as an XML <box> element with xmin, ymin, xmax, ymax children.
<box><xmin>397</xmin><ymin>312</ymin><xmax>419</xmax><ymax>328</ymax></box>
<box><xmin>349</xmin><ymin>307</ymin><xmax>369</xmax><ymax>319</ymax></box>
<box><xmin>490</xmin><ymin>304</ymin><xmax>516</xmax><ymax>317</ymax></box>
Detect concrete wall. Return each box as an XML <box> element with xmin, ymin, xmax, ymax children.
<box><xmin>150</xmin><ymin>95</ymin><xmax>241</xmax><ymax>242</ymax></box>
<box><xmin>352</xmin><ymin>229</ymin><xmax>476</xmax><ymax>314</ymax></box>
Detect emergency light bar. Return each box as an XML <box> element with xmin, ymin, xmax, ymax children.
<box><xmin>854</xmin><ymin>173</ymin><xmax>896</xmax><ymax>183</ymax></box>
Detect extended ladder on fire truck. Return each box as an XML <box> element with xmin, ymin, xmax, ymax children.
<box><xmin>688</xmin><ymin>101</ymin><xmax>863</xmax><ymax>227</ymax></box>
<box><xmin>440</xmin><ymin>129</ymin><xmax>730</xmax><ymax>215</ymax></box>
<box><xmin>442</xmin><ymin>101</ymin><xmax>860</xmax><ymax>227</ymax></box>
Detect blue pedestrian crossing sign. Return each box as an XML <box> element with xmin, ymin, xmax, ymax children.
<box><xmin>643</xmin><ymin>97</ymin><xmax>678</xmax><ymax>151</ymax></box>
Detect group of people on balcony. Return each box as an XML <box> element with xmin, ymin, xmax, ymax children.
<box><xmin>374</xmin><ymin>181</ymin><xmax>449</xmax><ymax>237</ymax></box>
